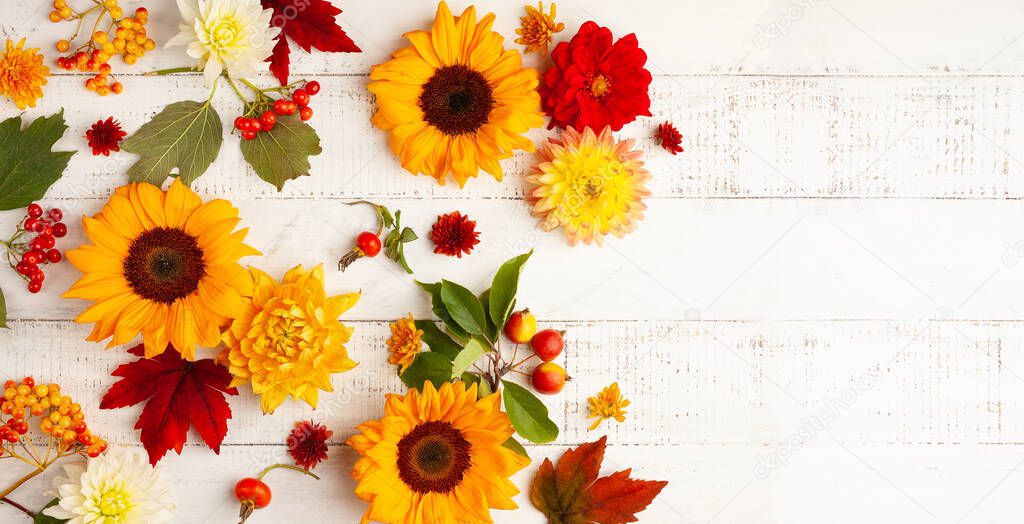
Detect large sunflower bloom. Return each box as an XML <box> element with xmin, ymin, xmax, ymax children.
<box><xmin>527</xmin><ymin>126</ymin><xmax>651</xmax><ymax>245</ymax></box>
<box><xmin>0</xmin><ymin>38</ymin><xmax>49</xmax><ymax>109</ymax></box>
<box><xmin>64</xmin><ymin>180</ymin><xmax>259</xmax><ymax>360</ymax></box>
<box><xmin>221</xmin><ymin>264</ymin><xmax>360</xmax><ymax>414</ymax></box>
<box><xmin>368</xmin><ymin>1</ymin><xmax>544</xmax><ymax>187</ymax></box>
<box><xmin>348</xmin><ymin>381</ymin><xmax>529</xmax><ymax>524</ymax></box>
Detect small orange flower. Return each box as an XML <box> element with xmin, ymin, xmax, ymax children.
<box><xmin>587</xmin><ymin>382</ymin><xmax>630</xmax><ymax>430</ymax></box>
<box><xmin>0</xmin><ymin>39</ymin><xmax>49</xmax><ymax>109</ymax></box>
<box><xmin>387</xmin><ymin>314</ymin><xmax>423</xmax><ymax>373</ymax></box>
<box><xmin>515</xmin><ymin>2</ymin><xmax>565</xmax><ymax>56</ymax></box>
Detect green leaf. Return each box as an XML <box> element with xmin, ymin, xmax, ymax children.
<box><xmin>400</xmin><ymin>227</ymin><xmax>418</xmax><ymax>243</ymax></box>
<box><xmin>0</xmin><ymin>287</ymin><xmax>7</xmax><ymax>329</ymax></box>
<box><xmin>502</xmin><ymin>436</ymin><xmax>530</xmax><ymax>458</ymax></box>
<box><xmin>416</xmin><ymin>320</ymin><xmax>461</xmax><ymax>360</ymax></box>
<box><xmin>489</xmin><ymin>251</ymin><xmax>533</xmax><ymax>328</ymax></box>
<box><xmin>502</xmin><ymin>381</ymin><xmax>559</xmax><ymax>443</ymax></box>
<box><xmin>416</xmin><ymin>281</ymin><xmax>469</xmax><ymax>340</ymax></box>
<box><xmin>0</xmin><ymin>110</ymin><xmax>74</xmax><ymax>210</ymax></box>
<box><xmin>461</xmin><ymin>372</ymin><xmax>480</xmax><ymax>388</ymax></box>
<box><xmin>451</xmin><ymin>338</ymin><xmax>489</xmax><ymax>379</ymax></box>
<box><xmin>440</xmin><ymin>280</ymin><xmax>488</xmax><ymax>336</ymax></box>
<box><xmin>122</xmin><ymin>100</ymin><xmax>222</xmax><ymax>186</ymax></box>
<box><xmin>240</xmin><ymin>113</ymin><xmax>322</xmax><ymax>190</ymax></box>
<box><xmin>478</xmin><ymin>378</ymin><xmax>493</xmax><ymax>398</ymax></box>
<box><xmin>400</xmin><ymin>352</ymin><xmax>453</xmax><ymax>390</ymax></box>
<box><xmin>478</xmin><ymin>289</ymin><xmax>500</xmax><ymax>342</ymax></box>
<box><xmin>33</xmin><ymin>499</ymin><xmax>67</xmax><ymax>523</ymax></box>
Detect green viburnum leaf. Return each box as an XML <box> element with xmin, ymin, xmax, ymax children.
<box><xmin>0</xmin><ymin>287</ymin><xmax>7</xmax><ymax>329</ymax></box>
<box><xmin>416</xmin><ymin>281</ymin><xmax>469</xmax><ymax>340</ymax></box>
<box><xmin>0</xmin><ymin>110</ymin><xmax>74</xmax><ymax>210</ymax></box>
<box><xmin>502</xmin><ymin>436</ymin><xmax>530</xmax><ymax>458</ymax></box>
<box><xmin>489</xmin><ymin>250</ymin><xmax>533</xmax><ymax>328</ymax></box>
<box><xmin>502</xmin><ymin>381</ymin><xmax>559</xmax><ymax>443</ymax></box>
<box><xmin>451</xmin><ymin>338</ymin><xmax>489</xmax><ymax>379</ymax></box>
<box><xmin>400</xmin><ymin>352</ymin><xmax>453</xmax><ymax>390</ymax></box>
<box><xmin>122</xmin><ymin>100</ymin><xmax>222</xmax><ymax>186</ymax></box>
<box><xmin>440</xmin><ymin>280</ymin><xmax>488</xmax><ymax>337</ymax></box>
<box><xmin>415</xmin><ymin>320</ymin><xmax>461</xmax><ymax>360</ymax></box>
<box><xmin>33</xmin><ymin>498</ymin><xmax>66</xmax><ymax>523</ymax></box>
<box><xmin>240</xmin><ymin>113</ymin><xmax>321</xmax><ymax>190</ymax></box>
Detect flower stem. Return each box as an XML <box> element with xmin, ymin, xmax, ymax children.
<box><xmin>257</xmin><ymin>463</ymin><xmax>320</xmax><ymax>481</ymax></box>
<box><xmin>0</xmin><ymin>467</ymin><xmax>44</xmax><ymax>500</ymax></box>
<box><xmin>145</xmin><ymin>66</ymin><xmax>199</xmax><ymax>76</ymax></box>
<box><xmin>0</xmin><ymin>497</ymin><xmax>34</xmax><ymax>518</ymax></box>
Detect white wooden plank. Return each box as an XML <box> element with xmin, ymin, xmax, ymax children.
<box><xmin>4</xmin><ymin>319</ymin><xmax>1024</xmax><ymax>447</ymax></box>
<box><xmin>5</xmin><ymin>75</ymin><xmax>1024</xmax><ymax>200</ymax></box>
<box><xmin>8</xmin><ymin>0</ymin><xmax>1024</xmax><ymax>76</ymax></box>
<box><xmin>2</xmin><ymin>198</ymin><xmax>1023</xmax><ymax>321</ymax></box>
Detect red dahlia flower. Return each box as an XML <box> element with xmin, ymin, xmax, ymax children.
<box><xmin>540</xmin><ymin>21</ymin><xmax>652</xmax><ymax>132</ymax></box>
<box><xmin>85</xmin><ymin>117</ymin><xmax>127</xmax><ymax>156</ymax></box>
<box><xmin>430</xmin><ymin>211</ymin><xmax>480</xmax><ymax>258</ymax></box>
<box><xmin>286</xmin><ymin>420</ymin><xmax>332</xmax><ymax>471</ymax></box>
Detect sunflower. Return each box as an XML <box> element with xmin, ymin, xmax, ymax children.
<box><xmin>526</xmin><ymin>126</ymin><xmax>651</xmax><ymax>245</ymax></box>
<box><xmin>64</xmin><ymin>180</ymin><xmax>259</xmax><ymax>360</ymax></box>
<box><xmin>220</xmin><ymin>264</ymin><xmax>360</xmax><ymax>414</ymax></box>
<box><xmin>348</xmin><ymin>381</ymin><xmax>529</xmax><ymax>524</ymax></box>
<box><xmin>0</xmin><ymin>38</ymin><xmax>49</xmax><ymax>109</ymax></box>
<box><xmin>368</xmin><ymin>1</ymin><xmax>544</xmax><ymax>187</ymax></box>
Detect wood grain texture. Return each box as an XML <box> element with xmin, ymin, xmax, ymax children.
<box><xmin>3</xmin><ymin>0</ymin><xmax>1024</xmax><ymax>522</ymax></box>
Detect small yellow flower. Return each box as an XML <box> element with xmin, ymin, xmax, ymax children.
<box><xmin>0</xmin><ymin>38</ymin><xmax>49</xmax><ymax>109</ymax></box>
<box><xmin>221</xmin><ymin>264</ymin><xmax>360</xmax><ymax>414</ymax></box>
<box><xmin>587</xmin><ymin>382</ymin><xmax>630</xmax><ymax>430</ymax></box>
<box><xmin>387</xmin><ymin>313</ymin><xmax>423</xmax><ymax>373</ymax></box>
<box><xmin>515</xmin><ymin>2</ymin><xmax>565</xmax><ymax>56</ymax></box>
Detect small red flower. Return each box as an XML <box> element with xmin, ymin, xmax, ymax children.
<box><xmin>655</xmin><ymin>122</ymin><xmax>683</xmax><ymax>155</ymax></box>
<box><xmin>430</xmin><ymin>211</ymin><xmax>480</xmax><ymax>258</ymax></box>
<box><xmin>286</xmin><ymin>420</ymin><xmax>332</xmax><ymax>471</ymax></box>
<box><xmin>85</xmin><ymin>117</ymin><xmax>127</xmax><ymax>156</ymax></box>
<box><xmin>540</xmin><ymin>21</ymin><xmax>652</xmax><ymax>132</ymax></box>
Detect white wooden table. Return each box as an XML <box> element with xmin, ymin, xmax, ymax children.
<box><xmin>4</xmin><ymin>0</ymin><xmax>1024</xmax><ymax>522</ymax></box>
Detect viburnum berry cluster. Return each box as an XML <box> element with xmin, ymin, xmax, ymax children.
<box><xmin>50</xmin><ymin>0</ymin><xmax>153</xmax><ymax>96</ymax></box>
<box><xmin>232</xmin><ymin>80</ymin><xmax>321</xmax><ymax>140</ymax></box>
<box><xmin>1</xmin><ymin>378</ymin><xmax>107</xmax><ymax>459</ymax></box>
<box><xmin>3</xmin><ymin>203</ymin><xmax>67</xmax><ymax>294</ymax></box>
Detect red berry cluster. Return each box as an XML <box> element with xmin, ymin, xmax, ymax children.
<box><xmin>233</xmin><ymin>80</ymin><xmax>321</xmax><ymax>140</ymax></box>
<box><xmin>6</xmin><ymin>203</ymin><xmax>67</xmax><ymax>294</ymax></box>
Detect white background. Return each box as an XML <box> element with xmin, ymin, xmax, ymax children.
<box><xmin>3</xmin><ymin>0</ymin><xmax>1024</xmax><ymax>522</ymax></box>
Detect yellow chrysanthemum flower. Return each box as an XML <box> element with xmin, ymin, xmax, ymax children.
<box><xmin>587</xmin><ymin>382</ymin><xmax>630</xmax><ymax>430</ymax></box>
<box><xmin>527</xmin><ymin>126</ymin><xmax>651</xmax><ymax>246</ymax></box>
<box><xmin>348</xmin><ymin>381</ymin><xmax>529</xmax><ymax>524</ymax></box>
<box><xmin>515</xmin><ymin>2</ymin><xmax>565</xmax><ymax>56</ymax></box>
<box><xmin>387</xmin><ymin>313</ymin><xmax>422</xmax><ymax>373</ymax></box>
<box><xmin>368</xmin><ymin>1</ymin><xmax>545</xmax><ymax>187</ymax></box>
<box><xmin>0</xmin><ymin>38</ymin><xmax>49</xmax><ymax>109</ymax></box>
<box><xmin>64</xmin><ymin>180</ymin><xmax>259</xmax><ymax>360</ymax></box>
<box><xmin>221</xmin><ymin>264</ymin><xmax>359</xmax><ymax>414</ymax></box>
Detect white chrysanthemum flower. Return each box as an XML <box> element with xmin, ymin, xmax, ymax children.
<box><xmin>43</xmin><ymin>448</ymin><xmax>176</xmax><ymax>524</ymax></box>
<box><xmin>166</xmin><ymin>0</ymin><xmax>280</xmax><ymax>85</ymax></box>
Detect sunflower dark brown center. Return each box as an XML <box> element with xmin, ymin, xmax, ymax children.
<box><xmin>419</xmin><ymin>65</ymin><xmax>495</xmax><ymax>136</ymax></box>
<box><xmin>396</xmin><ymin>421</ymin><xmax>472</xmax><ymax>494</ymax></box>
<box><xmin>123</xmin><ymin>227</ymin><xmax>205</xmax><ymax>304</ymax></box>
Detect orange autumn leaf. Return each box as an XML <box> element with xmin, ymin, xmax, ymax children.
<box><xmin>529</xmin><ymin>436</ymin><xmax>668</xmax><ymax>524</ymax></box>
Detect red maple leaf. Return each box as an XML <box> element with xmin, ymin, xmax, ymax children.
<box><xmin>100</xmin><ymin>344</ymin><xmax>238</xmax><ymax>465</ymax></box>
<box><xmin>262</xmin><ymin>0</ymin><xmax>361</xmax><ymax>85</ymax></box>
<box><xmin>530</xmin><ymin>436</ymin><xmax>669</xmax><ymax>524</ymax></box>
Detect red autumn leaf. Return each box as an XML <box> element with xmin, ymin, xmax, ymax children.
<box><xmin>262</xmin><ymin>0</ymin><xmax>361</xmax><ymax>85</ymax></box>
<box><xmin>530</xmin><ymin>436</ymin><xmax>669</xmax><ymax>524</ymax></box>
<box><xmin>100</xmin><ymin>344</ymin><xmax>238</xmax><ymax>465</ymax></box>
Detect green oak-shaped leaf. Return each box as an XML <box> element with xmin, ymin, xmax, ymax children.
<box><xmin>122</xmin><ymin>100</ymin><xmax>223</xmax><ymax>186</ymax></box>
<box><xmin>0</xmin><ymin>109</ymin><xmax>74</xmax><ymax>211</ymax></box>
<box><xmin>240</xmin><ymin>113</ymin><xmax>321</xmax><ymax>190</ymax></box>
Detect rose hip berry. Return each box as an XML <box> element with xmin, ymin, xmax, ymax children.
<box><xmin>356</xmin><ymin>231</ymin><xmax>382</xmax><ymax>257</ymax></box>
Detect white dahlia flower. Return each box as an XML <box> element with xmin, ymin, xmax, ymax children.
<box><xmin>167</xmin><ymin>0</ymin><xmax>280</xmax><ymax>85</ymax></box>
